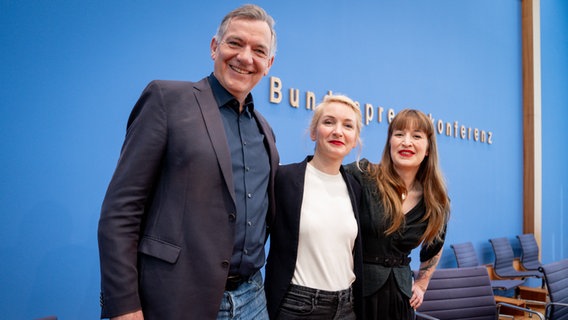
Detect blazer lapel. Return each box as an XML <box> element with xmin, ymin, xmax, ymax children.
<box><xmin>292</xmin><ymin>159</ymin><xmax>309</xmax><ymax>232</ymax></box>
<box><xmin>253</xmin><ymin>110</ymin><xmax>279</xmax><ymax>169</ymax></box>
<box><xmin>253</xmin><ymin>110</ymin><xmax>280</xmax><ymax>225</ymax></box>
<box><xmin>193</xmin><ymin>78</ymin><xmax>236</xmax><ymax>205</ymax></box>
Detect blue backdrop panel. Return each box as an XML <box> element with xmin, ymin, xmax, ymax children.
<box><xmin>541</xmin><ymin>0</ymin><xmax>568</xmax><ymax>264</ymax></box>
<box><xmin>1</xmin><ymin>1</ymin><xmax>566</xmax><ymax>319</ymax></box>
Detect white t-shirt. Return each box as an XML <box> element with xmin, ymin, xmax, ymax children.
<box><xmin>291</xmin><ymin>162</ymin><xmax>358</xmax><ymax>291</ymax></box>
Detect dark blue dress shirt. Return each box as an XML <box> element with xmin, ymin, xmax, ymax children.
<box><xmin>208</xmin><ymin>74</ymin><xmax>270</xmax><ymax>277</ymax></box>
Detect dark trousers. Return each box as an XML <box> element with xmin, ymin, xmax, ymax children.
<box><xmin>276</xmin><ymin>283</ymin><xmax>356</xmax><ymax>320</ymax></box>
<box><xmin>363</xmin><ymin>273</ymin><xmax>414</xmax><ymax>320</ymax></box>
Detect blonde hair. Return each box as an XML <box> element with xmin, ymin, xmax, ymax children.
<box><xmin>309</xmin><ymin>94</ymin><xmax>363</xmax><ymax>149</ymax></box>
<box><xmin>367</xmin><ymin>109</ymin><xmax>450</xmax><ymax>244</ymax></box>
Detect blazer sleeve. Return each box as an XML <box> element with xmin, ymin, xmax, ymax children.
<box><xmin>97</xmin><ymin>81</ymin><xmax>168</xmax><ymax>317</ymax></box>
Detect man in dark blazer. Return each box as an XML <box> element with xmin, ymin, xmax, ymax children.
<box><xmin>97</xmin><ymin>5</ymin><xmax>279</xmax><ymax>320</ymax></box>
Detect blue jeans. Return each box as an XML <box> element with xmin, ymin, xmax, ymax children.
<box><xmin>277</xmin><ymin>284</ymin><xmax>356</xmax><ymax>320</ymax></box>
<box><xmin>217</xmin><ymin>271</ymin><xmax>269</xmax><ymax>320</ymax></box>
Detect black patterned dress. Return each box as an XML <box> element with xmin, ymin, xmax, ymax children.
<box><xmin>345</xmin><ymin>159</ymin><xmax>445</xmax><ymax>320</ymax></box>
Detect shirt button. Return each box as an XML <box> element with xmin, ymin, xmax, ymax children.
<box><xmin>247</xmin><ymin>193</ymin><xmax>252</xmax><ymax>198</ymax></box>
<box><xmin>229</xmin><ymin>213</ymin><xmax>236</xmax><ymax>222</ymax></box>
<box><xmin>244</xmin><ymin>249</ymin><xmax>248</xmax><ymax>255</ymax></box>
<box><xmin>247</xmin><ymin>221</ymin><xmax>252</xmax><ymax>226</ymax></box>
<box><xmin>222</xmin><ymin>260</ymin><xmax>230</xmax><ymax>268</ymax></box>
<box><xmin>246</xmin><ymin>167</ymin><xmax>250</xmax><ymax>172</ymax></box>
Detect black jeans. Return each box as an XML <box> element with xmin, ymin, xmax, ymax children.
<box><xmin>277</xmin><ymin>284</ymin><xmax>356</xmax><ymax>320</ymax></box>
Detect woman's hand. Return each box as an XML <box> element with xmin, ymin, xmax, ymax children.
<box><xmin>410</xmin><ymin>282</ymin><xmax>426</xmax><ymax>309</ymax></box>
<box><xmin>411</xmin><ymin>249</ymin><xmax>443</xmax><ymax>310</ymax></box>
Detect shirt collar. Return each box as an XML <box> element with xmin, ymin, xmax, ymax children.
<box><xmin>208</xmin><ymin>73</ymin><xmax>255</xmax><ymax>116</ymax></box>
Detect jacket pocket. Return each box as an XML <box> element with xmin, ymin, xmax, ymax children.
<box><xmin>139</xmin><ymin>236</ymin><xmax>181</xmax><ymax>264</ymax></box>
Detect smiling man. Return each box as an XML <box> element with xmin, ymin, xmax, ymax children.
<box><xmin>97</xmin><ymin>5</ymin><xmax>279</xmax><ymax>320</ymax></box>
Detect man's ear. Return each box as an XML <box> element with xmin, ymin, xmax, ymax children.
<box><xmin>210</xmin><ymin>38</ymin><xmax>218</xmax><ymax>60</ymax></box>
<box><xmin>263</xmin><ymin>56</ymin><xmax>275</xmax><ymax>76</ymax></box>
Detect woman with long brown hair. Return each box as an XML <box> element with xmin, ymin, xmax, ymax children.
<box><xmin>345</xmin><ymin>109</ymin><xmax>450</xmax><ymax>320</ymax></box>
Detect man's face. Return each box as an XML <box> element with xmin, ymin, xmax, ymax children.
<box><xmin>210</xmin><ymin>18</ymin><xmax>274</xmax><ymax>103</ymax></box>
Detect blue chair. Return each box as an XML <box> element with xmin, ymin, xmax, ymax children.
<box><xmin>517</xmin><ymin>233</ymin><xmax>542</xmax><ymax>271</ymax></box>
<box><xmin>488</xmin><ymin>237</ymin><xmax>543</xmax><ymax>283</ymax></box>
<box><xmin>414</xmin><ymin>266</ymin><xmax>543</xmax><ymax>320</ymax></box>
<box><xmin>450</xmin><ymin>242</ymin><xmax>479</xmax><ymax>267</ymax></box>
<box><xmin>539</xmin><ymin>259</ymin><xmax>568</xmax><ymax>320</ymax></box>
<box><xmin>451</xmin><ymin>242</ymin><xmax>525</xmax><ymax>291</ymax></box>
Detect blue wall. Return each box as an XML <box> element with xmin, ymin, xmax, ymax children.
<box><xmin>541</xmin><ymin>0</ymin><xmax>568</xmax><ymax>264</ymax></box>
<box><xmin>0</xmin><ymin>1</ymin><xmax>566</xmax><ymax>319</ymax></box>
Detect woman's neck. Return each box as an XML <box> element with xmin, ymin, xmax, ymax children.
<box><xmin>309</xmin><ymin>155</ymin><xmax>342</xmax><ymax>175</ymax></box>
<box><xmin>395</xmin><ymin>167</ymin><xmax>419</xmax><ymax>191</ymax></box>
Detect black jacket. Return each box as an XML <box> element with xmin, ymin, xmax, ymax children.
<box><xmin>265</xmin><ymin>156</ymin><xmax>363</xmax><ymax>319</ymax></box>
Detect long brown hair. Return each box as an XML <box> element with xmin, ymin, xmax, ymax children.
<box><xmin>367</xmin><ymin>109</ymin><xmax>450</xmax><ymax>244</ymax></box>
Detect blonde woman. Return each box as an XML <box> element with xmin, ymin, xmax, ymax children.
<box><xmin>265</xmin><ymin>94</ymin><xmax>364</xmax><ymax>319</ymax></box>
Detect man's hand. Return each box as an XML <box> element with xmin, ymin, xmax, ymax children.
<box><xmin>111</xmin><ymin>310</ymin><xmax>144</xmax><ymax>320</ymax></box>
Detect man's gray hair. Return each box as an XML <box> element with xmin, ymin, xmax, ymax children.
<box><xmin>214</xmin><ymin>4</ymin><xmax>277</xmax><ymax>57</ymax></box>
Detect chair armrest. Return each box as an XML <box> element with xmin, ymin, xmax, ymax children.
<box><xmin>547</xmin><ymin>302</ymin><xmax>568</xmax><ymax>307</ymax></box>
<box><xmin>545</xmin><ymin>302</ymin><xmax>568</xmax><ymax>316</ymax></box>
<box><xmin>497</xmin><ymin>302</ymin><xmax>544</xmax><ymax>320</ymax></box>
<box><xmin>414</xmin><ymin>311</ymin><xmax>440</xmax><ymax>320</ymax></box>
<box><xmin>523</xmin><ymin>299</ymin><xmax>547</xmax><ymax>306</ymax></box>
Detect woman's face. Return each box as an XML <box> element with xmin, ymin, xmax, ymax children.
<box><xmin>389</xmin><ymin>127</ymin><xmax>429</xmax><ymax>173</ymax></box>
<box><xmin>311</xmin><ymin>102</ymin><xmax>359</xmax><ymax>162</ymax></box>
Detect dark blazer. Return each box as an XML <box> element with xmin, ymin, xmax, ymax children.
<box><xmin>97</xmin><ymin>78</ymin><xmax>279</xmax><ymax>320</ymax></box>
<box><xmin>264</xmin><ymin>156</ymin><xmax>363</xmax><ymax>319</ymax></box>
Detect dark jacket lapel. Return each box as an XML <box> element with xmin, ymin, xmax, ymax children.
<box><xmin>193</xmin><ymin>78</ymin><xmax>236</xmax><ymax>205</ymax></box>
